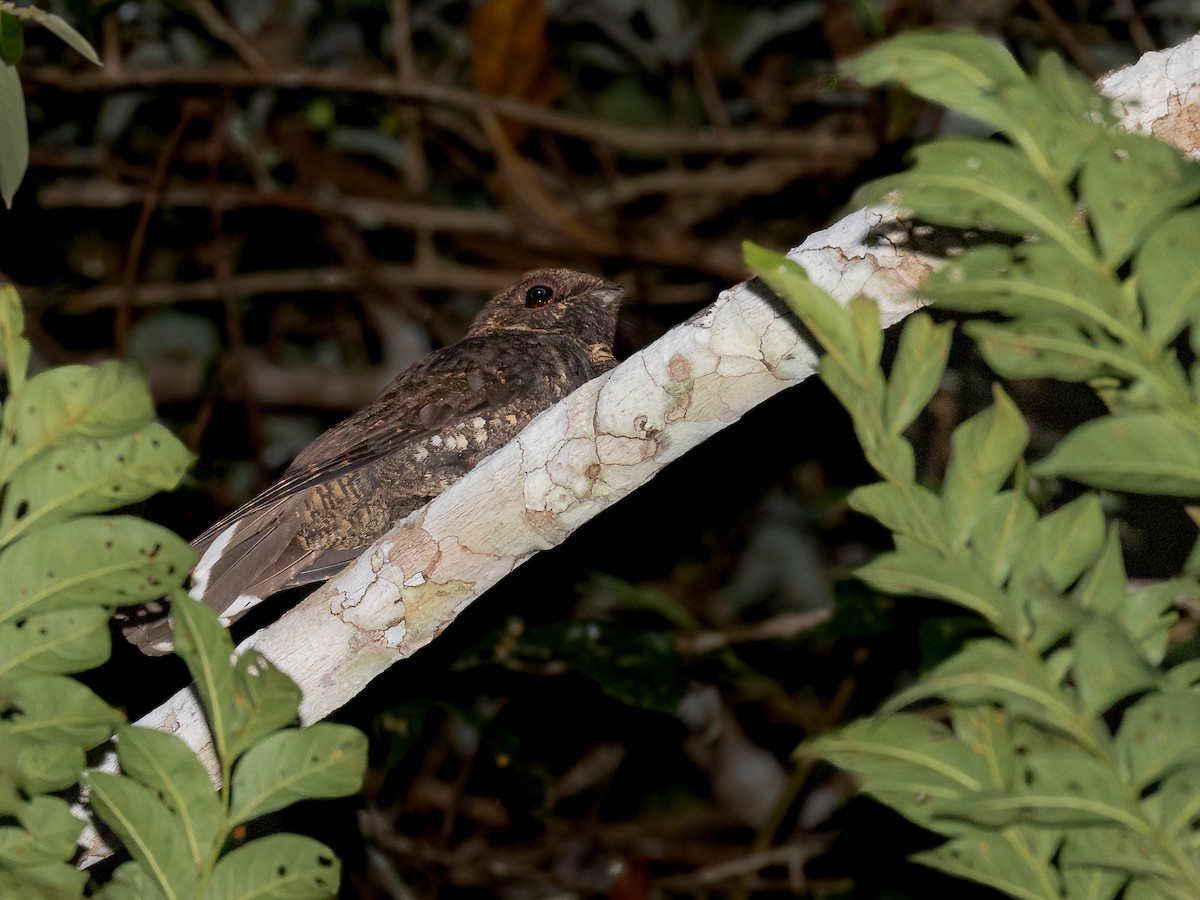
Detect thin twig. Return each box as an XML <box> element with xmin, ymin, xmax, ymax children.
<box><xmin>115</xmin><ymin>102</ymin><xmax>196</xmax><ymax>356</ymax></box>
<box><xmin>49</xmin><ymin>264</ymin><xmax>523</xmax><ymax>313</ymax></box>
<box><xmin>188</xmin><ymin>0</ymin><xmax>266</xmax><ymax>71</ymax></box>
<box><xmin>40</xmin><ymin>179</ymin><xmax>514</xmax><ymax>236</ymax></box>
<box><xmin>22</xmin><ymin>64</ymin><xmax>861</xmax><ymax>155</ymax></box>
<box><xmin>1024</xmin><ymin>0</ymin><xmax>1101</xmax><ymax>78</ymax></box>
<box><xmin>1112</xmin><ymin>0</ymin><xmax>1156</xmax><ymax>55</ymax></box>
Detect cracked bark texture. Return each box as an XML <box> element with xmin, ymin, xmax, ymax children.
<box><xmin>76</xmin><ymin>31</ymin><xmax>1200</xmax><ymax>868</ymax></box>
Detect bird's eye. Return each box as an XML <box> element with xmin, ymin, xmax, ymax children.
<box><xmin>524</xmin><ymin>284</ymin><xmax>555</xmax><ymax>308</ymax></box>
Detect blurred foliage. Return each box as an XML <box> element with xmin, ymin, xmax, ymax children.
<box><xmin>2</xmin><ymin>0</ymin><xmax>1199</xmax><ymax>897</ymax></box>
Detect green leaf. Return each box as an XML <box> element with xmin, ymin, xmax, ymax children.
<box><xmin>885</xmin><ymin>640</ymin><xmax>1085</xmax><ymax>741</ymax></box>
<box><xmin>87</xmin><ymin>771</ymin><xmax>199</xmax><ymax>897</ymax></box>
<box><xmin>0</xmin><ymin>361</ymin><xmax>157</xmax><ymax>482</ymax></box>
<box><xmin>172</xmin><ymin>595</ymin><xmax>305</xmax><ymax>762</ymax></box>
<box><xmin>743</xmin><ymin>242</ymin><xmax>860</xmax><ymax>370</ymax></box>
<box><xmin>0</xmin><ymin>673</ymin><xmax>119</xmax><ymax>748</ymax></box>
<box><xmin>115</xmin><ymin>725</ymin><xmax>223</xmax><ymax>869</ymax></box>
<box><xmin>844</xmin><ymin>31</ymin><xmax>1027</xmax><ymax>136</ymax></box>
<box><xmin>855</xmin><ymin>538</ymin><xmax>1014</xmax><ymax>630</ymax></box>
<box><xmin>1121</xmin><ymin>580</ymin><xmax>1182</xmax><ymax>665</ymax></box>
<box><xmin>846</xmin><ymin>33</ymin><xmax>1105</xmax><ymax>185</ymax></box>
<box><xmin>205</xmin><ymin>834</ymin><xmax>340</xmax><ymax>900</ymax></box>
<box><xmin>929</xmin><ymin>243</ymin><xmax>1128</xmax><ymax>329</ymax></box>
<box><xmin>848</xmin><ymin>481</ymin><xmax>944</xmax><ymax>547</ymax></box>
<box><xmin>820</xmin><ymin>354</ymin><xmax>900</xmax><ymax>478</ymax></box>
<box><xmin>226</xmin><ymin>649</ymin><xmax>305</xmax><ymax>760</ymax></box>
<box><xmin>967</xmin><ymin>320</ymin><xmax>1115</xmax><ymax>383</ymax></box>
<box><xmin>914</xmin><ymin>827</ymin><xmax>1063</xmax><ymax>900</ymax></box>
<box><xmin>1071</xmin><ymin>618</ymin><xmax>1157</xmax><ymax>717</ymax></box>
<box><xmin>0</xmin><ymin>605</ymin><xmax>111</xmax><ymax>676</ymax></box>
<box><xmin>1079</xmin><ymin>133</ymin><xmax>1200</xmax><ymax>267</ymax></box>
<box><xmin>229</xmin><ymin>724</ymin><xmax>366</xmax><ymax>825</ymax></box>
<box><xmin>0</xmin><ymin>62</ymin><xmax>28</xmax><ymax>209</ymax></box>
<box><xmin>170</xmin><ymin>595</ymin><xmax>245</xmax><ymax>761</ymax></box>
<box><xmin>949</xmin><ymin>706</ymin><xmax>1016</xmax><ymax>790</ymax></box>
<box><xmin>803</xmin><ymin>714</ymin><xmax>986</xmax><ymax>830</ymax></box>
<box><xmin>0</xmin><ymin>796</ymin><xmax>83</xmax><ymax>866</ymax></box>
<box><xmin>25</xmin><ymin>11</ymin><xmax>100</xmax><ymax>66</ymax></box>
<box><xmin>969</xmin><ymin>487</ymin><xmax>1037</xmax><ymax>586</ymax></box>
<box><xmin>1114</xmin><ymin>691</ymin><xmax>1200</xmax><ymax>789</ymax></box>
<box><xmin>1022</xmin><ymin>494</ymin><xmax>1106</xmax><ymax>593</ymax></box>
<box><xmin>856</xmin><ymin>139</ymin><xmax>1085</xmax><ymax>260</ymax></box>
<box><xmin>885</xmin><ymin>312</ymin><xmax>952</xmax><ymax>434</ymax></box>
<box><xmin>1061</xmin><ymin>866</ymin><xmax>1126</xmax><ymax>900</ymax></box>
<box><xmin>0</xmin><ymin>516</ymin><xmax>193</xmax><ymax>625</ymax></box>
<box><xmin>0</xmin><ymin>285</ymin><xmax>30</xmax><ymax>394</ymax></box>
<box><xmin>944</xmin><ymin>747</ymin><xmax>1144</xmax><ymax>830</ymax></box>
<box><xmin>1032</xmin><ymin>413</ymin><xmax>1200</xmax><ymax>496</ymax></box>
<box><xmin>1032</xmin><ymin>52</ymin><xmax>1116</xmax><ymax>130</ymax></box>
<box><xmin>96</xmin><ymin>861</ymin><xmax>170</xmax><ymax>900</ymax></box>
<box><xmin>1069</xmin><ymin>527</ymin><xmax>1128</xmax><ymax>616</ymax></box>
<box><xmin>1142</xmin><ymin>764</ymin><xmax>1200</xmax><ymax>839</ymax></box>
<box><xmin>1059</xmin><ymin>826</ymin><xmax>1175</xmax><ymax>882</ymax></box>
<box><xmin>0</xmin><ymin>863</ymin><xmax>88</xmax><ymax>899</ymax></box>
<box><xmin>0</xmin><ymin>423</ymin><xmax>193</xmax><ymax>546</ymax></box>
<box><xmin>941</xmin><ymin>385</ymin><xmax>1028</xmax><ymax>550</ymax></box>
<box><xmin>0</xmin><ymin>730</ymin><xmax>85</xmax><ymax>794</ymax></box>
<box><xmin>1136</xmin><ymin>209</ymin><xmax>1200</xmax><ymax>345</ymax></box>
<box><xmin>0</xmin><ymin>13</ymin><xmax>23</xmax><ymax>66</ymax></box>
<box><xmin>848</xmin><ymin>294</ymin><xmax>883</xmax><ymax>370</ymax></box>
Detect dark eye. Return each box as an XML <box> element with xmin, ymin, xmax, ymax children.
<box><xmin>524</xmin><ymin>284</ymin><xmax>555</xmax><ymax>308</ymax></box>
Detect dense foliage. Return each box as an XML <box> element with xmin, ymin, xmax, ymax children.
<box><xmin>750</xmin><ymin>31</ymin><xmax>1200</xmax><ymax>900</ymax></box>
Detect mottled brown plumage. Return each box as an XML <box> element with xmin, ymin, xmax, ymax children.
<box><xmin>125</xmin><ymin>269</ymin><xmax>623</xmax><ymax>655</ymax></box>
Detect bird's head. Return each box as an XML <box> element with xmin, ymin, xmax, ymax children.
<box><xmin>466</xmin><ymin>269</ymin><xmax>624</xmax><ymax>347</ymax></box>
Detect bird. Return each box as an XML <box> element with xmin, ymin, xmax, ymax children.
<box><xmin>123</xmin><ymin>268</ymin><xmax>624</xmax><ymax>655</ymax></box>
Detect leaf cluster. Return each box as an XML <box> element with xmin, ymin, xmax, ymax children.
<box><xmin>89</xmin><ymin>598</ymin><xmax>367</xmax><ymax>900</ymax></box>
<box><xmin>746</xmin><ymin>31</ymin><xmax>1200</xmax><ymax>900</ymax></box>
<box><xmin>0</xmin><ymin>285</ymin><xmax>366</xmax><ymax>898</ymax></box>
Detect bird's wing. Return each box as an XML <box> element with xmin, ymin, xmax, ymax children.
<box><xmin>190</xmin><ymin>361</ymin><xmax>500</xmax><ymax>554</ymax></box>
<box><xmin>124</xmin><ymin>349</ymin><xmax>526</xmax><ymax>655</ymax></box>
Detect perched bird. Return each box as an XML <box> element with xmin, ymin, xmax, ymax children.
<box><xmin>124</xmin><ymin>268</ymin><xmax>623</xmax><ymax>655</ymax></box>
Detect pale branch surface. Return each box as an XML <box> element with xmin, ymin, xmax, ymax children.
<box><xmin>76</xmin><ymin>33</ymin><xmax>1200</xmax><ymax>867</ymax></box>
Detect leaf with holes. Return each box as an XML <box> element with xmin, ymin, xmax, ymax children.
<box><xmin>0</xmin><ymin>424</ymin><xmax>193</xmax><ymax>547</ymax></box>
<box><xmin>229</xmin><ymin>725</ymin><xmax>366</xmax><ymax>825</ymax></box>
<box><xmin>206</xmin><ymin>834</ymin><xmax>341</xmax><ymax>900</ymax></box>
<box><xmin>0</xmin><ymin>516</ymin><xmax>193</xmax><ymax>625</ymax></box>
<box><xmin>1080</xmin><ymin>133</ymin><xmax>1200</xmax><ymax>267</ymax></box>
<box><xmin>856</xmin><ymin>140</ymin><xmax>1085</xmax><ymax>257</ymax></box>
<box><xmin>0</xmin><ymin>606</ymin><xmax>111</xmax><ymax>677</ymax></box>
<box><xmin>927</xmin><ymin>243</ymin><xmax>1128</xmax><ymax>328</ymax></box>
<box><xmin>0</xmin><ymin>361</ymin><xmax>158</xmax><ymax>482</ymax></box>
<box><xmin>914</xmin><ymin>827</ymin><xmax>1063</xmax><ymax>899</ymax></box>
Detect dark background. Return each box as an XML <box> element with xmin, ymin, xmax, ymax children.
<box><xmin>3</xmin><ymin>1</ymin><xmax>1194</xmax><ymax>896</ymax></box>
